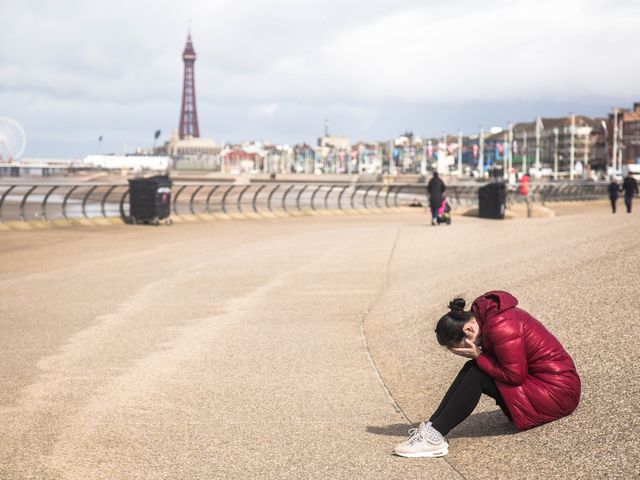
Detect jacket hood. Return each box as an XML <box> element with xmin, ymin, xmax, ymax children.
<box><xmin>471</xmin><ymin>290</ymin><xmax>518</xmax><ymax>325</ymax></box>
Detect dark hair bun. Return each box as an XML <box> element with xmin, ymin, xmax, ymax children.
<box><xmin>448</xmin><ymin>297</ymin><xmax>466</xmax><ymax>312</ymax></box>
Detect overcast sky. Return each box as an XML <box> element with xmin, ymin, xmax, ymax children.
<box><xmin>1</xmin><ymin>0</ymin><xmax>639</xmax><ymax>158</ymax></box>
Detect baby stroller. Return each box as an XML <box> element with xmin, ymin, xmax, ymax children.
<box><xmin>436</xmin><ymin>197</ymin><xmax>452</xmax><ymax>225</ymax></box>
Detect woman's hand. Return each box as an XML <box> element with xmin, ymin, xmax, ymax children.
<box><xmin>449</xmin><ymin>338</ymin><xmax>481</xmax><ymax>359</ymax></box>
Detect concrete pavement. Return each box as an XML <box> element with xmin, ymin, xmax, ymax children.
<box><xmin>0</xmin><ymin>201</ymin><xmax>638</xmax><ymax>479</ymax></box>
<box><xmin>365</xmin><ymin>201</ymin><xmax>640</xmax><ymax>479</ymax></box>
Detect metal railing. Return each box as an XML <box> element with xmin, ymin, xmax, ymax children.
<box><xmin>0</xmin><ymin>182</ymin><xmax>416</xmax><ymax>223</ymax></box>
<box><xmin>0</xmin><ymin>181</ymin><xmax>609</xmax><ymax>224</ymax></box>
<box><xmin>529</xmin><ymin>183</ymin><xmax>608</xmax><ymax>204</ymax></box>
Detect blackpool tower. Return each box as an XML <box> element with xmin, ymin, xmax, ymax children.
<box><xmin>178</xmin><ymin>33</ymin><xmax>200</xmax><ymax>139</ymax></box>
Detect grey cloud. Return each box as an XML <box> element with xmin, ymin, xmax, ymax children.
<box><xmin>1</xmin><ymin>0</ymin><xmax>638</xmax><ymax>157</ymax></box>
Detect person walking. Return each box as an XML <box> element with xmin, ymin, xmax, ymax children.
<box><xmin>394</xmin><ymin>291</ymin><xmax>581</xmax><ymax>458</ymax></box>
<box><xmin>519</xmin><ymin>173</ymin><xmax>530</xmax><ymax>197</ymax></box>
<box><xmin>427</xmin><ymin>172</ymin><xmax>446</xmax><ymax>225</ymax></box>
<box><xmin>621</xmin><ymin>172</ymin><xmax>638</xmax><ymax>213</ymax></box>
<box><xmin>607</xmin><ymin>177</ymin><xmax>621</xmax><ymax>213</ymax></box>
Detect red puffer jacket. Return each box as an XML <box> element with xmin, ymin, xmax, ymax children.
<box><xmin>472</xmin><ymin>291</ymin><xmax>581</xmax><ymax>430</ymax></box>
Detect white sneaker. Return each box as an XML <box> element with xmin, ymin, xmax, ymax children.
<box><xmin>394</xmin><ymin>422</ymin><xmax>449</xmax><ymax>458</ymax></box>
<box><xmin>431</xmin><ymin>218</ymin><xmax>438</xmax><ymax>226</ymax></box>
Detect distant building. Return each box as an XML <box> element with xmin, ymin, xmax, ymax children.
<box><xmin>352</xmin><ymin>141</ymin><xmax>385</xmax><ymax>175</ymax></box>
<box><xmin>317</xmin><ymin>135</ymin><xmax>350</xmax><ymax>150</ymax></box>
<box><xmin>155</xmin><ymin>129</ymin><xmax>220</xmax><ymax>171</ymax></box>
<box><xmin>512</xmin><ymin>116</ymin><xmax>602</xmax><ymax>175</ymax></box>
<box><xmin>160</xmin><ymin>129</ymin><xmax>219</xmax><ymax>157</ymax></box>
<box><xmin>221</xmin><ymin>147</ymin><xmax>263</xmax><ymax>173</ymax></box>
<box><xmin>608</xmin><ymin>102</ymin><xmax>640</xmax><ymax>166</ymax></box>
<box><xmin>484</xmin><ymin>129</ymin><xmax>506</xmax><ymax>170</ymax></box>
<box><xmin>315</xmin><ymin>135</ymin><xmax>351</xmax><ymax>174</ymax></box>
<box><xmin>293</xmin><ymin>143</ymin><xmax>316</xmax><ymax>174</ymax></box>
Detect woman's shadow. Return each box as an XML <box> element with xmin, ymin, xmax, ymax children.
<box><xmin>367</xmin><ymin>410</ymin><xmax>517</xmax><ymax>439</ymax></box>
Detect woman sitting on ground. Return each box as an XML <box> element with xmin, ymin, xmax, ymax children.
<box><xmin>395</xmin><ymin>290</ymin><xmax>581</xmax><ymax>458</ymax></box>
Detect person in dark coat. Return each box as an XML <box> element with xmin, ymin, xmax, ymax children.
<box><xmin>395</xmin><ymin>291</ymin><xmax>580</xmax><ymax>458</ymax></box>
<box><xmin>427</xmin><ymin>172</ymin><xmax>446</xmax><ymax>225</ymax></box>
<box><xmin>621</xmin><ymin>172</ymin><xmax>638</xmax><ymax>213</ymax></box>
<box><xmin>607</xmin><ymin>177</ymin><xmax>621</xmax><ymax>213</ymax></box>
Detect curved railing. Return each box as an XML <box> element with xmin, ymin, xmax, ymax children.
<box><xmin>0</xmin><ymin>181</ymin><xmax>609</xmax><ymax>224</ymax></box>
<box><xmin>0</xmin><ymin>182</ymin><xmax>415</xmax><ymax>223</ymax></box>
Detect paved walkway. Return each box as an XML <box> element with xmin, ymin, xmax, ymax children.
<box><xmin>0</xmin><ymin>202</ymin><xmax>638</xmax><ymax>479</ymax></box>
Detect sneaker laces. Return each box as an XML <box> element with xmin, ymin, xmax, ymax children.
<box><xmin>406</xmin><ymin>422</ymin><xmax>443</xmax><ymax>445</ymax></box>
<box><xmin>406</xmin><ymin>422</ymin><xmax>428</xmax><ymax>445</ymax></box>
<box><xmin>406</xmin><ymin>427</ymin><xmax>424</xmax><ymax>445</ymax></box>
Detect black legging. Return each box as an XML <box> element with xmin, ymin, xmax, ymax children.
<box><xmin>429</xmin><ymin>360</ymin><xmax>510</xmax><ymax>436</ymax></box>
<box><xmin>624</xmin><ymin>194</ymin><xmax>633</xmax><ymax>213</ymax></box>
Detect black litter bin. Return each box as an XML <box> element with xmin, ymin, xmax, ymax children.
<box><xmin>478</xmin><ymin>182</ymin><xmax>506</xmax><ymax>219</ymax></box>
<box><xmin>128</xmin><ymin>175</ymin><xmax>172</xmax><ymax>225</ymax></box>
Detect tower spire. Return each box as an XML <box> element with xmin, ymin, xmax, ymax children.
<box><xmin>179</xmin><ymin>32</ymin><xmax>200</xmax><ymax>139</ymax></box>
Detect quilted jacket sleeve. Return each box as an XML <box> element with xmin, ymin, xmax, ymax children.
<box><xmin>476</xmin><ymin>316</ymin><xmax>528</xmax><ymax>385</ymax></box>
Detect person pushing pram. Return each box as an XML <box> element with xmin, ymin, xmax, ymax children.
<box><xmin>426</xmin><ymin>172</ymin><xmax>451</xmax><ymax>225</ymax></box>
<box><xmin>434</xmin><ymin>195</ymin><xmax>452</xmax><ymax>225</ymax></box>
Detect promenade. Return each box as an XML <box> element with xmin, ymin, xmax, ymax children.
<box><xmin>1</xmin><ymin>202</ymin><xmax>638</xmax><ymax>479</ymax></box>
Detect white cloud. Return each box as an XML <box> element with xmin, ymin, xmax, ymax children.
<box><xmin>250</xmin><ymin>103</ymin><xmax>279</xmax><ymax>118</ymax></box>
<box><xmin>309</xmin><ymin>0</ymin><xmax>640</xmax><ymax>102</ymax></box>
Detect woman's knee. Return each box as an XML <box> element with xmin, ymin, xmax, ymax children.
<box><xmin>461</xmin><ymin>360</ymin><xmax>486</xmax><ymax>380</ymax></box>
<box><xmin>462</xmin><ymin>359</ymin><xmax>477</xmax><ymax>370</ymax></box>
<box><xmin>458</xmin><ymin>360</ymin><xmax>478</xmax><ymax>375</ymax></box>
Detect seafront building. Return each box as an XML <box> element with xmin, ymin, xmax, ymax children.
<box><xmin>610</xmin><ymin>102</ymin><xmax>640</xmax><ymax>167</ymax></box>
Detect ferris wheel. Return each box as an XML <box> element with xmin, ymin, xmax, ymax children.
<box><xmin>0</xmin><ymin>117</ymin><xmax>27</xmax><ymax>161</ymax></box>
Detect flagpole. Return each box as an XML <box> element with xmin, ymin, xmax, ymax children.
<box><xmin>612</xmin><ymin>108</ymin><xmax>619</xmax><ymax>174</ymax></box>
<box><xmin>508</xmin><ymin>122</ymin><xmax>513</xmax><ymax>179</ymax></box>
<box><xmin>535</xmin><ymin>117</ymin><xmax>541</xmax><ymax>173</ymax></box>
<box><xmin>441</xmin><ymin>133</ymin><xmax>447</xmax><ymax>175</ymax></box>
<box><xmin>583</xmin><ymin>124</ymin><xmax>589</xmax><ymax>179</ymax></box>
<box><xmin>503</xmin><ymin>132</ymin><xmax>508</xmax><ymax>180</ymax></box>
<box><xmin>570</xmin><ymin>112</ymin><xmax>575</xmax><ymax>181</ymax></box>
<box><xmin>458</xmin><ymin>130</ymin><xmax>463</xmax><ymax>176</ymax></box>
<box><xmin>523</xmin><ymin>130</ymin><xmax>528</xmax><ymax>175</ymax></box>
<box><xmin>553</xmin><ymin>127</ymin><xmax>559</xmax><ymax>181</ymax></box>
<box><xmin>478</xmin><ymin>127</ymin><xmax>485</xmax><ymax>178</ymax></box>
<box><xmin>389</xmin><ymin>140</ymin><xmax>394</xmax><ymax>175</ymax></box>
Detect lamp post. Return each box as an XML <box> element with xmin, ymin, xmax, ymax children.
<box><xmin>600</xmin><ymin>120</ymin><xmax>608</xmax><ymax>177</ymax></box>
<box><xmin>553</xmin><ymin>127</ymin><xmax>559</xmax><ymax>180</ymax></box>
<box><xmin>419</xmin><ymin>138</ymin><xmax>426</xmax><ymax>176</ymax></box>
<box><xmin>507</xmin><ymin>122</ymin><xmax>513</xmax><ymax>180</ymax></box>
<box><xmin>535</xmin><ymin>117</ymin><xmax>542</xmax><ymax>173</ymax></box>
